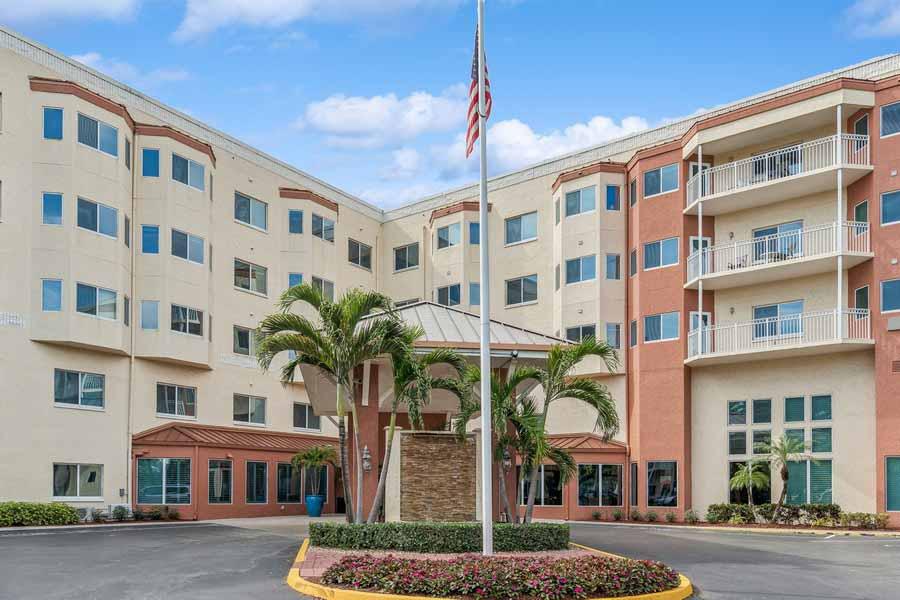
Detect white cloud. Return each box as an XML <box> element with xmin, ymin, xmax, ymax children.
<box><xmin>381</xmin><ymin>148</ymin><xmax>422</xmax><ymax>180</ymax></box>
<box><xmin>174</xmin><ymin>0</ymin><xmax>463</xmax><ymax>41</ymax></box>
<box><xmin>71</xmin><ymin>52</ymin><xmax>190</xmax><ymax>89</ymax></box>
<box><xmin>0</xmin><ymin>0</ymin><xmax>138</xmax><ymax>23</ymax></box>
<box><xmin>303</xmin><ymin>85</ymin><xmax>467</xmax><ymax>148</ymax></box>
<box><xmin>846</xmin><ymin>0</ymin><xmax>900</xmax><ymax>37</ymax></box>
<box><xmin>357</xmin><ymin>182</ymin><xmax>442</xmax><ymax>209</ymax></box>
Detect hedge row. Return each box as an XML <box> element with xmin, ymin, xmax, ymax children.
<box><xmin>706</xmin><ymin>503</ymin><xmax>889</xmax><ymax>528</ymax></box>
<box><xmin>309</xmin><ymin>521</ymin><xmax>570</xmax><ymax>553</ymax></box>
<box><xmin>0</xmin><ymin>502</ymin><xmax>80</xmax><ymax>527</ymax></box>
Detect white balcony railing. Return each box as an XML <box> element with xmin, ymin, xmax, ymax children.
<box><xmin>687</xmin><ymin>221</ymin><xmax>870</xmax><ymax>281</ymax></box>
<box><xmin>686</xmin><ymin>134</ymin><xmax>870</xmax><ymax>207</ymax></box>
<box><xmin>687</xmin><ymin>308</ymin><xmax>870</xmax><ymax>359</ymax></box>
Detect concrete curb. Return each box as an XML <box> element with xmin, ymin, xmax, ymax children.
<box><xmin>0</xmin><ymin>521</ymin><xmax>212</xmax><ymax>535</ymax></box>
<box><xmin>285</xmin><ymin>538</ymin><xmax>693</xmax><ymax>600</ymax></box>
<box><xmin>569</xmin><ymin>519</ymin><xmax>900</xmax><ymax>538</ymax></box>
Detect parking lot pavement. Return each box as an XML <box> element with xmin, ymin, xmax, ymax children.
<box><xmin>570</xmin><ymin>522</ymin><xmax>900</xmax><ymax>599</ymax></box>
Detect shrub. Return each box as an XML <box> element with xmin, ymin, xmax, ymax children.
<box><xmin>167</xmin><ymin>508</ymin><xmax>180</xmax><ymax>521</ymax></box>
<box><xmin>611</xmin><ymin>509</ymin><xmax>624</xmax><ymax>522</ymax></box>
<box><xmin>591</xmin><ymin>511</ymin><xmax>602</xmax><ymax>521</ymax></box>
<box><xmin>132</xmin><ymin>507</ymin><xmax>145</xmax><ymax>521</ymax></box>
<box><xmin>646</xmin><ymin>511</ymin><xmax>659</xmax><ymax>522</ymax></box>
<box><xmin>309</xmin><ymin>522</ymin><xmax>569</xmax><ymax>553</ymax></box>
<box><xmin>112</xmin><ymin>506</ymin><xmax>129</xmax><ymax>522</ymax></box>
<box><xmin>728</xmin><ymin>514</ymin><xmax>748</xmax><ymax>525</ymax></box>
<box><xmin>685</xmin><ymin>509</ymin><xmax>700</xmax><ymax>525</ymax></box>
<box><xmin>804</xmin><ymin>504</ymin><xmax>841</xmax><ymax>523</ymax></box>
<box><xmin>840</xmin><ymin>512</ymin><xmax>889</xmax><ymax>530</ymax></box>
<box><xmin>630</xmin><ymin>511</ymin><xmax>643</xmax><ymax>522</ymax></box>
<box><xmin>90</xmin><ymin>508</ymin><xmax>106</xmax><ymax>523</ymax></box>
<box><xmin>147</xmin><ymin>507</ymin><xmax>163</xmax><ymax>521</ymax></box>
<box><xmin>322</xmin><ymin>553</ymin><xmax>681</xmax><ymax>599</ymax></box>
<box><xmin>705</xmin><ymin>503</ymin><xmax>732</xmax><ymax>524</ymax></box>
<box><xmin>730</xmin><ymin>504</ymin><xmax>755</xmax><ymax>523</ymax></box>
<box><xmin>754</xmin><ymin>503</ymin><xmax>776</xmax><ymax>523</ymax></box>
<box><xmin>0</xmin><ymin>502</ymin><xmax>80</xmax><ymax>527</ymax></box>
<box><xmin>665</xmin><ymin>511</ymin><xmax>676</xmax><ymax>523</ymax></box>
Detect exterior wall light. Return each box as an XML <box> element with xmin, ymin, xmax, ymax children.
<box><xmin>362</xmin><ymin>445</ymin><xmax>372</xmax><ymax>471</ymax></box>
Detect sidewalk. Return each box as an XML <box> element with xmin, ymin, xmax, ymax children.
<box><xmin>566</xmin><ymin>519</ymin><xmax>900</xmax><ymax>537</ymax></box>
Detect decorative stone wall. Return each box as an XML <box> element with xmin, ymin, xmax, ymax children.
<box><xmin>399</xmin><ymin>432</ymin><xmax>476</xmax><ymax>522</ymax></box>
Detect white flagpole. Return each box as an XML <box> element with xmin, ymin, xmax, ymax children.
<box><xmin>476</xmin><ymin>0</ymin><xmax>493</xmax><ymax>557</ymax></box>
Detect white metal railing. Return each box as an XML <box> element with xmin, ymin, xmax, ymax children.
<box><xmin>687</xmin><ymin>308</ymin><xmax>870</xmax><ymax>359</ymax></box>
<box><xmin>686</xmin><ymin>134</ymin><xmax>870</xmax><ymax>206</ymax></box>
<box><xmin>687</xmin><ymin>221</ymin><xmax>870</xmax><ymax>281</ymax></box>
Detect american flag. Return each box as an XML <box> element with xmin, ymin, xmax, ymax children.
<box><xmin>465</xmin><ymin>27</ymin><xmax>492</xmax><ymax>158</ymax></box>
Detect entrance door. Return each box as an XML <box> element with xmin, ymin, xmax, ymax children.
<box><xmin>690</xmin><ymin>311</ymin><xmax>711</xmax><ymax>354</ymax></box>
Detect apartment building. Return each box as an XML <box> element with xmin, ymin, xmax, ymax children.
<box><xmin>2</xmin><ymin>25</ymin><xmax>900</xmax><ymax>522</ymax></box>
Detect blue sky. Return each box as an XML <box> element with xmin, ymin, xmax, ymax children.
<box><xmin>5</xmin><ymin>0</ymin><xmax>900</xmax><ymax>208</ymax></box>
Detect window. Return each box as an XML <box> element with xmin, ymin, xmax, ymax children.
<box><xmin>52</xmin><ymin>463</ymin><xmax>102</xmax><ymax>499</ymax></box>
<box><xmin>125</xmin><ymin>138</ymin><xmax>131</xmax><ymax>170</ymax></box>
<box><xmin>787</xmin><ymin>459</ymin><xmax>832</xmax><ymax>504</ymax></box>
<box><xmin>312</xmin><ymin>213</ymin><xmax>335</xmax><ymax>242</ymax></box>
<box><xmin>124</xmin><ymin>215</ymin><xmax>130</xmax><ymax>247</ymax></box>
<box><xmin>142</xmin><ymin>148</ymin><xmax>160</xmax><ymax>177</ymax></box>
<box><xmin>566</xmin><ymin>324</ymin><xmax>596</xmax><ymax>343</ymax></box>
<box><xmin>606</xmin><ymin>185</ymin><xmax>621</xmax><ymax>211</ymax></box>
<box><xmin>728</xmin><ymin>400</ymin><xmax>747</xmax><ymax>425</ymax></box>
<box><xmin>578</xmin><ymin>464</ymin><xmax>623</xmax><ymax>506</ymax></box>
<box><xmin>43</xmin><ymin>107</ymin><xmax>63</xmax><ymax>140</ymax></box>
<box><xmin>886</xmin><ymin>457</ymin><xmax>900</xmax><ymax>511</ymax></box>
<box><xmin>784</xmin><ymin>396</ymin><xmax>805</xmax><ymax>422</ymax></box>
<box><xmin>469</xmin><ymin>222</ymin><xmax>480</xmax><ymax>245</ymax></box>
<box><xmin>606</xmin><ymin>254</ymin><xmax>621</xmax><ymax>280</ymax></box>
<box><xmin>76</xmin><ymin>283</ymin><xmax>117</xmax><ymax>320</ymax></box>
<box><xmin>233</xmin><ymin>325</ymin><xmax>257</xmax><ymax>356</ymax></box>
<box><xmin>812</xmin><ymin>395</ymin><xmax>832</xmax><ymax>420</ymax></box>
<box><xmin>855</xmin><ymin>200</ymin><xmax>869</xmax><ymax>224</ymax></box>
<box><xmin>77</xmin><ymin>113</ymin><xmax>118</xmax><ymax>156</ymax></box>
<box><xmin>518</xmin><ymin>464</ymin><xmax>562</xmax><ymax>506</ymax></box>
<box><xmin>752</xmin><ymin>430</ymin><xmax>771</xmax><ymax>454</ymax></box>
<box><xmin>77</xmin><ymin>198</ymin><xmax>118</xmax><ymax>238</ymax></box>
<box><xmin>170</xmin><ymin>304</ymin><xmax>203</xmax><ymax>336</ymax></box>
<box><xmin>42</xmin><ymin>192</ymin><xmax>63</xmax><ymax>225</ymax></box>
<box><xmin>234</xmin><ymin>394</ymin><xmax>266</xmax><ymax>425</ymax></box>
<box><xmin>752</xmin><ymin>399</ymin><xmax>772</xmax><ymax>424</ymax></box>
<box><xmin>42</xmin><ymin>279</ymin><xmax>62</xmax><ymax>312</ymax></box>
<box><xmin>643</xmin><ymin>164</ymin><xmax>678</xmax><ymax>198</ymax></box>
<box><xmin>643</xmin><ymin>311</ymin><xmax>679</xmax><ymax>342</ymax></box>
<box><xmin>753</xmin><ymin>300</ymin><xmax>803</xmax><ymax>339</ymax></box>
<box><xmin>643</xmin><ymin>237</ymin><xmax>678</xmax><ymax>269</ymax></box>
<box><xmin>156</xmin><ymin>383</ymin><xmax>197</xmax><ymax>418</ymax></box>
<box><xmin>172</xmin><ymin>153</ymin><xmax>204</xmax><ymax>190</ymax></box>
<box><xmin>437</xmin><ymin>223</ymin><xmax>461</xmax><ymax>249</ymax></box>
<box><xmin>881</xmin><ymin>101</ymin><xmax>900</xmax><ymax>137</ymax></box>
<box><xmin>171</xmin><ymin>229</ymin><xmax>204</xmax><ymax>264</ymax></box>
<box><xmin>647</xmin><ymin>461</ymin><xmax>677</xmax><ymax>507</ymax></box>
<box><xmin>555</xmin><ymin>199</ymin><xmax>560</xmax><ymax>224</ymax></box>
<box><xmin>395</xmin><ymin>299</ymin><xmax>419</xmax><ymax>307</ymax></box>
<box><xmin>394</xmin><ymin>243</ymin><xmax>419</xmax><ymax>271</ymax></box>
<box><xmin>137</xmin><ymin>458</ymin><xmax>191</xmax><ymax>505</ymax></box>
<box><xmin>882</xmin><ymin>279</ymin><xmax>900</xmax><ymax>312</ymax></box>
<box><xmin>469</xmin><ymin>282</ymin><xmax>480</xmax><ymax>306</ymax></box>
<box><xmin>436</xmin><ymin>283</ymin><xmax>461</xmax><ymax>306</ymax></box>
<box><xmin>293</xmin><ymin>403</ymin><xmax>321</xmax><ymax>431</ymax></box>
<box><xmin>785</xmin><ymin>428</ymin><xmax>805</xmax><ymax>446</ymax></box>
<box><xmin>629</xmin><ymin>178</ymin><xmax>637</xmax><ymax>206</ymax></box>
<box><xmin>141</xmin><ymin>225</ymin><xmax>159</xmax><ymax>254</ymax></box>
<box><xmin>728</xmin><ymin>461</ymin><xmax>771</xmax><ymax>504</ymax></box>
<box><xmin>208</xmin><ymin>460</ymin><xmax>232</xmax><ymax>504</ymax></box>
<box><xmin>124</xmin><ymin>296</ymin><xmax>130</xmax><ymax>326</ymax></box>
<box><xmin>812</xmin><ymin>428</ymin><xmax>832</xmax><ymax>453</ymax></box>
<box><xmin>629</xmin><ymin>249</ymin><xmax>637</xmax><ymax>276</ymax></box>
<box><xmin>289</xmin><ymin>273</ymin><xmax>303</xmax><ymax>288</ymax></box>
<box><xmin>565</xmin><ymin>186</ymin><xmax>596</xmax><ymax>217</ymax></box>
<box><xmin>54</xmin><ymin>369</ymin><xmax>104</xmax><ymax>408</ymax></box>
<box><xmin>606</xmin><ymin>323</ymin><xmax>621</xmax><ymax>349</ymax></box>
<box><xmin>505</xmin><ymin>275</ymin><xmax>537</xmax><ymax>306</ymax></box>
<box><xmin>246</xmin><ymin>461</ymin><xmax>268</xmax><ymax>503</ymax></box>
<box><xmin>630</xmin><ymin>463</ymin><xmax>638</xmax><ymax>506</ymax></box>
<box><xmin>555</xmin><ymin>265</ymin><xmax>560</xmax><ymax>290</ymax></box>
<box><xmin>630</xmin><ymin>320</ymin><xmax>637</xmax><ymax>348</ymax></box>
<box><xmin>234</xmin><ymin>192</ymin><xmax>267</xmax><ymax>230</ymax></box>
<box><xmin>882</xmin><ymin>190</ymin><xmax>900</xmax><ymax>225</ymax></box>
<box><xmin>505</xmin><ymin>211</ymin><xmax>537</xmax><ymax>244</ymax></box>
<box><xmin>141</xmin><ymin>300</ymin><xmax>159</xmax><ymax>330</ymax></box>
<box><xmin>728</xmin><ymin>431</ymin><xmax>747</xmax><ymax>455</ymax></box>
<box><xmin>234</xmin><ymin>259</ymin><xmax>268</xmax><ymax>295</ymax></box>
<box><xmin>855</xmin><ymin>113</ymin><xmax>869</xmax><ymax>136</ymax></box>
<box><xmin>312</xmin><ymin>276</ymin><xmax>335</xmax><ymax>301</ymax></box>
<box><xmin>566</xmin><ymin>255</ymin><xmax>596</xmax><ymax>284</ymax></box>
<box><xmin>348</xmin><ymin>239</ymin><xmax>372</xmax><ymax>269</ymax></box>
<box><xmin>277</xmin><ymin>463</ymin><xmax>302</xmax><ymax>503</ymax></box>
<box><xmin>289</xmin><ymin>209</ymin><xmax>303</xmax><ymax>234</ymax></box>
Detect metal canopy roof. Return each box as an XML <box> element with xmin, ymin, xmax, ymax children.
<box><xmin>133</xmin><ymin>422</ymin><xmax>337</xmax><ymax>452</ymax></box>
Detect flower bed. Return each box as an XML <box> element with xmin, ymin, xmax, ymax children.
<box><xmin>321</xmin><ymin>553</ymin><xmax>681</xmax><ymax>599</ymax></box>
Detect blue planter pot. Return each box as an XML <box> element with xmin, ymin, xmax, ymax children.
<box><xmin>306</xmin><ymin>495</ymin><xmax>325</xmax><ymax>517</ymax></box>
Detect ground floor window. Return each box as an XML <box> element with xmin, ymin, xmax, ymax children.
<box><xmin>517</xmin><ymin>465</ymin><xmax>563</xmax><ymax>506</ymax></box>
<box><xmin>246</xmin><ymin>461</ymin><xmax>268</xmax><ymax>504</ymax></box>
<box><xmin>52</xmin><ymin>463</ymin><xmax>102</xmax><ymax>499</ymax></box>
<box><xmin>305</xmin><ymin>466</ymin><xmax>329</xmax><ymax>498</ymax></box>
<box><xmin>728</xmin><ymin>461</ymin><xmax>771</xmax><ymax>504</ymax></box>
<box><xmin>647</xmin><ymin>461</ymin><xmax>677</xmax><ymax>507</ymax></box>
<box><xmin>208</xmin><ymin>460</ymin><xmax>232</xmax><ymax>504</ymax></box>
<box><xmin>277</xmin><ymin>463</ymin><xmax>302</xmax><ymax>503</ymax></box>
<box><xmin>137</xmin><ymin>458</ymin><xmax>191</xmax><ymax>504</ymax></box>
<box><xmin>578</xmin><ymin>464</ymin><xmax>623</xmax><ymax>506</ymax></box>
<box><xmin>786</xmin><ymin>459</ymin><xmax>832</xmax><ymax>505</ymax></box>
<box><xmin>887</xmin><ymin>457</ymin><xmax>900</xmax><ymax>512</ymax></box>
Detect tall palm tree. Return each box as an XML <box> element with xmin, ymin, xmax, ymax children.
<box><xmin>256</xmin><ymin>283</ymin><xmax>398</xmax><ymax>523</ymax></box>
<box><xmin>756</xmin><ymin>434</ymin><xmax>810</xmax><ymax>521</ymax></box>
<box><xmin>729</xmin><ymin>459</ymin><xmax>770</xmax><ymax>510</ymax></box>
<box><xmin>366</xmin><ymin>330</ymin><xmax>468</xmax><ymax>523</ymax></box>
<box><xmin>523</xmin><ymin>337</ymin><xmax>620</xmax><ymax>523</ymax></box>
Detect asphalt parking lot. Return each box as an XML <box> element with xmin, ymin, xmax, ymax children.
<box><xmin>2</xmin><ymin>520</ymin><xmax>900</xmax><ymax>599</ymax></box>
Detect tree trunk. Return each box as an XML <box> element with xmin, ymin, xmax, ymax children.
<box><xmin>367</xmin><ymin>409</ymin><xmax>397</xmax><ymax>523</ymax></box>
<box><xmin>773</xmin><ymin>465</ymin><xmax>789</xmax><ymax>523</ymax></box>
<box><xmin>350</xmin><ymin>394</ymin><xmax>365</xmax><ymax>524</ymax></box>
<box><xmin>497</xmin><ymin>460</ymin><xmax>516</xmax><ymax>524</ymax></box>
<box><xmin>336</xmin><ymin>386</ymin><xmax>354</xmax><ymax>523</ymax></box>
<box><xmin>523</xmin><ymin>461</ymin><xmax>540</xmax><ymax>524</ymax></box>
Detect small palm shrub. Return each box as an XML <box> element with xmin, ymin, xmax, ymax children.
<box><xmin>685</xmin><ymin>509</ymin><xmax>700</xmax><ymax>525</ymax></box>
<box><xmin>630</xmin><ymin>511</ymin><xmax>643</xmax><ymax>522</ymax></box>
<box><xmin>112</xmin><ymin>506</ymin><xmax>129</xmax><ymax>522</ymax></box>
<box><xmin>592</xmin><ymin>511</ymin><xmax>602</xmax><ymax>521</ymax></box>
<box><xmin>646</xmin><ymin>511</ymin><xmax>659</xmax><ymax>522</ymax></box>
<box><xmin>665</xmin><ymin>512</ymin><xmax>676</xmax><ymax>523</ymax></box>
<box><xmin>89</xmin><ymin>508</ymin><xmax>106</xmax><ymax>523</ymax></box>
<box><xmin>611</xmin><ymin>509</ymin><xmax>624</xmax><ymax>521</ymax></box>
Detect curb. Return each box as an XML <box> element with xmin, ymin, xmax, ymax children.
<box><xmin>0</xmin><ymin>521</ymin><xmax>212</xmax><ymax>535</ymax></box>
<box><xmin>285</xmin><ymin>538</ymin><xmax>693</xmax><ymax>600</ymax></box>
<box><xmin>569</xmin><ymin>520</ymin><xmax>900</xmax><ymax>538</ymax></box>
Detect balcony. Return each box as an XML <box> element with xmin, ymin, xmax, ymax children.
<box><xmin>686</xmin><ymin>222</ymin><xmax>872</xmax><ymax>290</ymax></box>
<box><xmin>685</xmin><ymin>134</ymin><xmax>871</xmax><ymax>215</ymax></box>
<box><xmin>686</xmin><ymin>309</ymin><xmax>873</xmax><ymax>366</ymax></box>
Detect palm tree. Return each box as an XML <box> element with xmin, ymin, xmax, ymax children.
<box><xmin>256</xmin><ymin>283</ymin><xmax>398</xmax><ymax>523</ymax></box>
<box><xmin>522</xmin><ymin>337</ymin><xmax>620</xmax><ymax>523</ymax></box>
<box><xmin>292</xmin><ymin>445</ymin><xmax>338</xmax><ymax>497</ymax></box>
<box><xmin>366</xmin><ymin>329</ymin><xmax>468</xmax><ymax>523</ymax></box>
<box><xmin>729</xmin><ymin>459</ymin><xmax>770</xmax><ymax>510</ymax></box>
<box><xmin>756</xmin><ymin>434</ymin><xmax>810</xmax><ymax>521</ymax></box>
